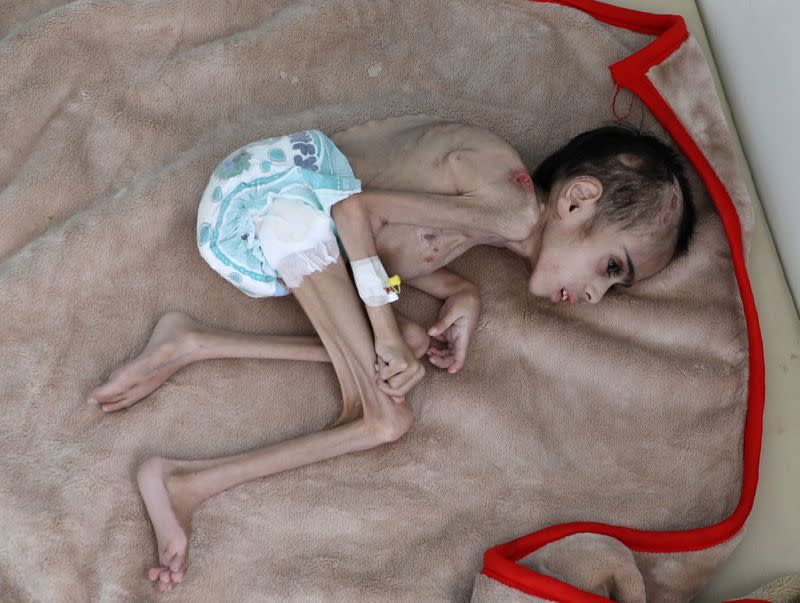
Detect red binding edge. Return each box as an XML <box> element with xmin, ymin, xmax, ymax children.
<box><xmin>479</xmin><ymin>1</ymin><xmax>766</xmax><ymax>601</ymax></box>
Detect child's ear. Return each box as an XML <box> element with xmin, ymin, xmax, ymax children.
<box><xmin>557</xmin><ymin>176</ymin><xmax>602</xmax><ymax>219</ymax></box>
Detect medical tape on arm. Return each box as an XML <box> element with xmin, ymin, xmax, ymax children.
<box><xmin>351</xmin><ymin>256</ymin><xmax>400</xmax><ymax>306</ymax></box>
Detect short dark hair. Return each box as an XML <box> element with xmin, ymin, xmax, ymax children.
<box><xmin>533</xmin><ymin>125</ymin><xmax>696</xmax><ymax>259</ymax></box>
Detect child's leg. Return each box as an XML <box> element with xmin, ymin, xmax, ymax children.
<box><xmin>88</xmin><ymin>311</ymin><xmax>428</xmax><ymax>413</ymax></box>
<box><xmin>137</xmin><ymin>256</ymin><xmax>414</xmax><ymax>592</ymax></box>
<box><xmin>87</xmin><ymin>311</ymin><xmax>330</xmax><ymax>412</ymax></box>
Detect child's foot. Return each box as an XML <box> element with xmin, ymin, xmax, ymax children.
<box><xmin>87</xmin><ymin>311</ymin><xmax>201</xmax><ymax>412</ymax></box>
<box><xmin>137</xmin><ymin>457</ymin><xmax>195</xmax><ymax>593</ymax></box>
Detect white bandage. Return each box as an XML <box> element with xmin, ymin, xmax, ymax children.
<box><xmin>257</xmin><ymin>196</ymin><xmax>340</xmax><ymax>289</ymax></box>
<box><xmin>351</xmin><ymin>256</ymin><xmax>399</xmax><ymax>306</ymax></box>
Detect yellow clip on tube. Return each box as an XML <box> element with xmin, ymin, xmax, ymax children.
<box><xmin>387</xmin><ymin>275</ymin><xmax>401</xmax><ymax>294</ymax></box>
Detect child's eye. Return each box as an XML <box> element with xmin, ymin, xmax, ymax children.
<box><xmin>607</xmin><ymin>259</ymin><xmax>620</xmax><ymax>277</ymax></box>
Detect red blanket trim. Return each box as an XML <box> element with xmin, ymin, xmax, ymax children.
<box><xmin>480</xmin><ymin>0</ymin><xmax>766</xmax><ymax>600</ymax></box>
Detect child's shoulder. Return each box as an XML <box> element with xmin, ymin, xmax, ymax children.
<box><xmin>449</xmin><ymin>124</ymin><xmax>523</xmax><ymax>165</ymax></box>
<box><xmin>455</xmin><ymin>121</ymin><xmax>511</xmax><ymax>142</ymax></box>
<box><xmin>442</xmin><ymin>126</ymin><xmax>527</xmax><ymax>191</ymax></box>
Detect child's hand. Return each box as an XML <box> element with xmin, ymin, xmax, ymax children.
<box><xmin>426</xmin><ymin>290</ymin><xmax>481</xmax><ymax>374</ymax></box>
<box><xmin>374</xmin><ymin>336</ymin><xmax>425</xmax><ymax>402</ymax></box>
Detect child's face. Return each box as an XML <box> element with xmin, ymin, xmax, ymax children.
<box><xmin>528</xmin><ymin>176</ymin><xmax>679</xmax><ymax>304</ymax></box>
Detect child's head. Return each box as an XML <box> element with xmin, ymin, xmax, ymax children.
<box><xmin>527</xmin><ymin>125</ymin><xmax>696</xmax><ymax>304</ymax></box>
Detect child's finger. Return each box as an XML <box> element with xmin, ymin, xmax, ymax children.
<box><xmin>377</xmin><ymin>379</ymin><xmax>405</xmax><ymax>398</ymax></box>
<box><xmin>379</xmin><ymin>382</ymin><xmax>409</xmax><ymax>401</ymax></box>
<box><xmin>386</xmin><ymin>369</ymin><xmax>413</xmax><ymax>392</ymax></box>
<box><xmin>379</xmin><ymin>362</ymin><xmax>405</xmax><ymax>382</ymax></box>
<box><xmin>435</xmin><ymin>347</ymin><xmax>454</xmax><ymax>360</ymax></box>
<box><xmin>428</xmin><ymin>355</ymin><xmax>454</xmax><ymax>369</ymax></box>
<box><xmin>375</xmin><ymin>375</ymin><xmax>405</xmax><ymax>402</ymax></box>
<box><xmin>449</xmin><ymin>344</ymin><xmax>467</xmax><ymax>373</ymax></box>
<box><xmin>388</xmin><ymin>368</ymin><xmax>424</xmax><ymax>396</ymax></box>
<box><xmin>100</xmin><ymin>399</ymin><xmax>131</xmax><ymax>413</ymax></box>
<box><xmin>448</xmin><ymin>348</ymin><xmax>465</xmax><ymax>371</ymax></box>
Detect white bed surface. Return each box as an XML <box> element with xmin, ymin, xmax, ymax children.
<box><xmin>698</xmin><ymin>0</ymin><xmax>800</xmax><ymax>315</ymax></box>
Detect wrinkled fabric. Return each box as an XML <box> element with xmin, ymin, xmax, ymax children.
<box><xmin>0</xmin><ymin>1</ymin><xmax>752</xmax><ymax>601</ymax></box>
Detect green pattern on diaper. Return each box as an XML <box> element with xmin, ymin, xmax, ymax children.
<box><xmin>208</xmin><ymin>173</ymin><xmax>296</xmax><ymax>282</ymax></box>
<box><xmin>215</xmin><ymin>151</ymin><xmax>252</xmax><ymax>179</ymax></box>
<box><xmin>198</xmin><ymin>222</ymin><xmax>211</xmax><ymax>245</ymax></box>
<box><xmin>200</xmin><ymin>130</ymin><xmax>362</xmax><ymax>296</ymax></box>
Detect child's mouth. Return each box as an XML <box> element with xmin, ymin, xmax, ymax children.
<box><xmin>552</xmin><ymin>287</ymin><xmax>576</xmax><ymax>304</ymax></box>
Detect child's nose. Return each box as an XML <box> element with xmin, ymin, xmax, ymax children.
<box><xmin>584</xmin><ymin>285</ymin><xmax>604</xmax><ymax>304</ymax></box>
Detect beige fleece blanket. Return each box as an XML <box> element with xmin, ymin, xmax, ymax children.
<box><xmin>0</xmin><ymin>1</ymin><xmax>753</xmax><ymax>601</ymax></box>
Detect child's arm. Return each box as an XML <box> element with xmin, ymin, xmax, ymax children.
<box><xmin>406</xmin><ymin>268</ymin><xmax>482</xmax><ymax>374</ymax></box>
<box><xmin>331</xmin><ymin>195</ymin><xmax>424</xmax><ymax>400</ymax></box>
<box><xmin>356</xmin><ymin>188</ymin><xmax>538</xmax><ymax>242</ymax></box>
<box><xmin>406</xmin><ymin>268</ymin><xmax>479</xmax><ymax>300</ymax></box>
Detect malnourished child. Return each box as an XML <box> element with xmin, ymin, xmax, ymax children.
<box><xmin>87</xmin><ymin>115</ymin><xmax>695</xmax><ymax>592</ymax></box>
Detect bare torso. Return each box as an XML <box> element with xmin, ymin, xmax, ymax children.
<box><xmin>330</xmin><ymin>115</ymin><xmax>531</xmax><ymax>279</ymax></box>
